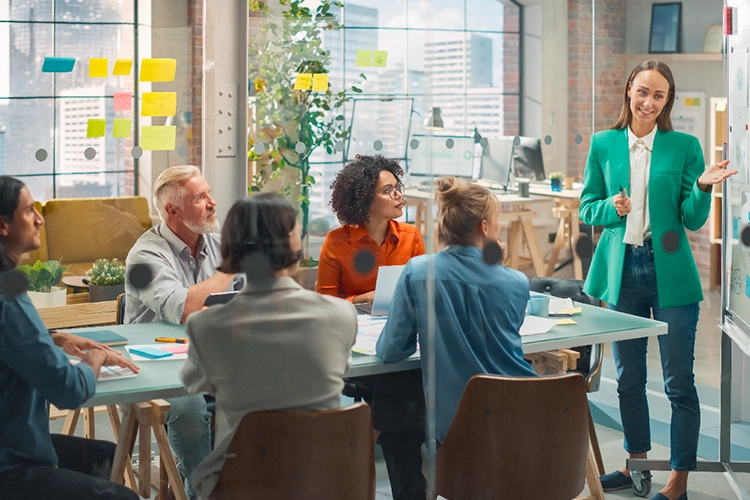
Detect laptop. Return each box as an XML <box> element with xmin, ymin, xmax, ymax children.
<box><xmin>354</xmin><ymin>265</ymin><xmax>406</xmax><ymax>317</ymax></box>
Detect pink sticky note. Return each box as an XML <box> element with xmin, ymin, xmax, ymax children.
<box><xmin>114</xmin><ymin>91</ymin><xmax>132</xmax><ymax>111</ymax></box>
<box><xmin>160</xmin><ymin>344</ymin><xmax>189</xmax><ymax>355</ymax></box>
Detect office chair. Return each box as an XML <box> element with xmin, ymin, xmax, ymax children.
<box><xmin>210</xmin><ymin>403</ymin><xmax>375</xmax><ymax>500</ymax></box>
<box><xmin>528</xmin><ymin>276</ymin><xmax>605</xmax><ymax>476</ymax></box>
<box><xmin>434</xmin><ymin>373</ymin><xmax>589</xmax><ymax>500</ymax></box>
<box><xmin>116</xmin><ymin>293</ymin><xmax>126</xmax><ymax>325</ymax></box>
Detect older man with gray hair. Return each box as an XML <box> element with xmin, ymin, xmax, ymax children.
<box><xmin>125</xmin><ymin>165</ymin><xmax>240</xmax><ymax>499</ymax></box>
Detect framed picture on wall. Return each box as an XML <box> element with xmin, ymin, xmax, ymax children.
<box><xmin>649</xmin><ymin>2</ymin><xmax>682</xmax><ymax>53</ymax></box>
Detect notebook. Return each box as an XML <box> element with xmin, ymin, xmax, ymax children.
<box><xmin>72</xmin><ymin>329</ymin><xmax>128</xmax><ymax>347</ymax></box>
<box><xmin>355</xmin><ymin>265</ymin><xmax>406</xmax><ymax>317</ymax></box>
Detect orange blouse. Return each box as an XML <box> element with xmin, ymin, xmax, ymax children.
<box><xmin>316</xmin><ymin>220</ymin><xmax>426</xmax><ymax>302</ymax></box>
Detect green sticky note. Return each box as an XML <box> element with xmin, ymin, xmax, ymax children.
<box><xmin>372</xmin><ymin>50</ymin><xmax>388</xmax><ymax>68</ymax></box>
<box><xmin>692</xmin><ymin>97</ymin><xmax>701</xmax><ymax>106</ymax></box>
<box><xmin>89</xmin><ymin>58</ymin><xmax>108</xmax><ymax>78</ymax></box>
<box><xmin>356</xmin><ymin>50</ymin><xmax>372</xmax><ymax>67</ymax></box>
<box><xmin>86</xmin><ymin>118</ymin><xmax>106</xmax><ymax>138</ymax></box>
<box><xmin>112</xmin><ymin>118</ymin><xmax>132</xmax><ymax>138</ymax></box>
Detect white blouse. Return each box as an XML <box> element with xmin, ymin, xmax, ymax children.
<box><xmin>623</xmin><ymin>125</ymin><xmax>657</xmax><ymax>246</ymax></box>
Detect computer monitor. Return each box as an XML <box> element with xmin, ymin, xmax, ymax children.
<box><xmin>480</xmin><ymin>137</ymin><xmax>515</xmax><ymax>187</ymax></box>
<box><xmin>409</xmin><ymin>135</ymin><xmax>475</xmax><ymax>179</ymax></box>
<box><xmin>513</xmin><ymin>137</ymin><xmax>545</xmax><ymax>181</ymax></box>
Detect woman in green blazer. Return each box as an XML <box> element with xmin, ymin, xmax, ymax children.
<box><xmin>580</xmin><ymin>60</ymin><xmax>735</xmax><ymax>500</ymax></box>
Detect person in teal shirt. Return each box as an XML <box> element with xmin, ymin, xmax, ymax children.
<box><xmin>376</xmin><ymin>176</ymin><xmax>537</xmax><ymax>446</ymax></box>
<box><xmin>579</xmin><ymin>61</ymin><xmax>736</xmax><ymax>500</ymax></box>
<box><xmin>0</xmin><ymin>175</ymin><xmax>139</xmax><ymax>500</ymax></box>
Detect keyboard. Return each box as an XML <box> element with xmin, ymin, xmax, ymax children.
<box><xmin>355</xmin><ymin>303</ymin><xmax>373</xmax><ymax>315</ymax></box>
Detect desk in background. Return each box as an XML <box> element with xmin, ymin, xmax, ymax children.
<box><xmin>404</xmin><ymin>187</ymin><xmax>549</xmax><ymax>276</ymax></box>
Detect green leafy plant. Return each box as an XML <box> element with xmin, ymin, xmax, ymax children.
<box><xmin>299</xmin><ymin>256</ymin><xmax>318</xmax><ymax>268</ymax></box>
<box><xmin>248</xmin><ymin>0</ymin><xmax>364</xmax><ymax>248</ymax></box>
<box><xmin>548</xmin><ymin>171</ymin><xmax>565</xmax><ymax>180</ymax></box>
<box><xmin>86</xmin><ymin>258</ymin><xmax>126</xmax><ymax>287</ymax></box>
<box><xmin>17</xmin><ymin>259</ymin><xmax>70</xmax><ymax>293</ymax></box>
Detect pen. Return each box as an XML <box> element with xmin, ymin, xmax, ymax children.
<box><xmin>155</xmin><ymin>337</ymin><xmax>188</xmax><ymax>344</ymax></box>
<box><xmin>618</xmin><ymin>185</ymin><xmax>627</xmax><ymax>220</ymax></box>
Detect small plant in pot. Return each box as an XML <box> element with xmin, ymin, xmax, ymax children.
<box><xmin>549</xmin><ymin>172</ymin><xmax>564</xmax><ymax>192</ymax></box>
<box><xmin>85</xmin><ymin>258</ymin><xmax>126</xmax><ymax>303</ymax></box>
<box><xmin>17</xmin><ymin>259</ymin><xmax>70</xmax><ymax>308</ymax></box>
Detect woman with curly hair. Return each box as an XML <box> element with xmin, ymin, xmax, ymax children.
<box><xmin>316</xmin><ymin>154</ymin><xmax>425</xmax><ymax>303</ymax></box>
<box><xmin>316</xmin><ymin>155</ymin><xmax>427</xmax><ymax>500</ymax></box>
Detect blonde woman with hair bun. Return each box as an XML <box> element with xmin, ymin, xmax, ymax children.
<box><xmin>376</xmin><ymin>176</ymin><xmax>537</xmax><ymax>446</ymax></box>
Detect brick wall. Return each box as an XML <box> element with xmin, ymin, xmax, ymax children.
<box><xmin>188</xmin><ymin>0</ymin><xmax>203</xmax><ymax>168</ymax></box>
<box><xmin>503</xmin><ymin>4</ymin><xmax>520</xmax><ymax>136</ymax></box>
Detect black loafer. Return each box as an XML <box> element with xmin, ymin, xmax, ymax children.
<box><xmin>599</xmin><ymin>470</ymin><xmax>633</xmax><ymax>491</ymax></box>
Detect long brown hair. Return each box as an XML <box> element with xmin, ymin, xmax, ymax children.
<box><xmin>610</xmin><ymin>60</ymin><xmax>675</xmax><ymax>131</ymax></box>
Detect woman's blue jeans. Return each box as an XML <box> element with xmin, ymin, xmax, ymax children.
<box><xmin>608</xmin><ymin>239</ymin><xmax>700</xmax><ymax>471</ymax></box>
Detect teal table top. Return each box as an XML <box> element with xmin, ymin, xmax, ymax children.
<box><xmin>68</xmin><ymin>303</ymin><xmax>665</xmax><ymax>407</ymax></box>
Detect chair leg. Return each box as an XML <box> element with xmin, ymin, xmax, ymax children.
<box><xmin>588</xmin><ymin>406</ymin><xmax>605</xmax><ymax>477</ymax></box>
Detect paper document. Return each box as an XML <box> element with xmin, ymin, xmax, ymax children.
<box><xmin>353</xmin><ymin>316</ymin><xmax>387</xmax><ymax>355</ymax></box>
<box><xmin>126</xmin><ymin>344</ymin><xmax>189</xmax><ymax>362</ymax></box>
<box><xmin>71</xmin><ymin>360</ymin><xmax>137</xmax><ymax>381</ymax></box>
<box><xmin>548</xmin><ymin>297</ymin><xmax>583</xmax><ymax>316</ymax></box>
<box><xmin>519</xmin><ymin>315</ymin><xmax>559</xmax><ymax>336</ymax></box>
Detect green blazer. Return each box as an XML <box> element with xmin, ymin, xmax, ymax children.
<box><xmin>579</xmin><ymin>128</ymin><xmax>711</xmax><ymax>308</ymax></box>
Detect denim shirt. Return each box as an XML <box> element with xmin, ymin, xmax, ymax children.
<box><xmin>376</xmin><ymin>245</ymin><xmax>537</xmax><ymax>443</ymax></box>
<box><xmin>0</xmin><ymin>279</ymin><xmax>96</xmax><ymax>473</ymax></box>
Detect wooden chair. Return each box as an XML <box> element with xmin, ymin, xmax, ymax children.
<box><xmin>210</xmin><ymin>403</ymin><xmax>375</xmax><ymax>500</ymax></box>
<box><xmin>434</xmin><ymin>373</ymin><xmax>589</xmax><ymax>500</ymax></box>
<box><xmin>116</xmin><ymin>292</ymin><xmax>126</xmax><ymax>325</ymax></box>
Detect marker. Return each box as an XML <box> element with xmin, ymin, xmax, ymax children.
<box><xmin>618</xmin><ymin>185</ymin><xmax>627</xmax><ymax>220</ymax></box>
<box><xmin>155</xmin><ymin>337</ymin><xmax>188</xmax><ymax>344</ymax></box>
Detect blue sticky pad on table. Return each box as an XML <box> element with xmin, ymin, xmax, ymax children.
<box><xmin>129</xmin><ymin>347</ymin><xmax>173</xmax><ymax>359</ymax></box>
<box><xmin>42</xmin><ymin>57</ymin><xmax>76</xmax><ymax>73</ymax></box>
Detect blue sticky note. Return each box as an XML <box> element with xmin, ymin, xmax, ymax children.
<box><xmin>746</xmin><ymin>276</ymin><xmax>750</xmax><ymax>299</ymax></box>
<box><xmin>735</xmin><ymin>218</ymin><xmax>740</xmax><ymax>239</ymax></box>
<box><xmin>42</xmin><ymin>57</ymin><xmax>76</xmax><ymax>73</ymax></box>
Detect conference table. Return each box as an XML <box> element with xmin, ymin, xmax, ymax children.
<box><xmin>69</xmin><ymin>304</ymin><xmax>667</xmax><ymax>499</ymax></box>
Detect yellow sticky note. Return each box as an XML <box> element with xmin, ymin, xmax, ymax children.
<box><xmin>112</xmin><ymin>58</ymin><xmax>133</xmax><ymax>76</ymax></box>
<box><xmin>356</xmin><ymin>50</ymin><xmax>372</xmax><ymax>67</ymax></box>
<box><xmin>559</xmin><ymin>307</ymin><xmax>582</xmax><ymax>315</ymax></box>
<box><xmin>141</xmin><ymin>126</ymin><xmax>176</xmax><ymax>151</ymax></box>
<box><xmin>312</xmin><ymin>74</ymin><xmax>329</xmax><ymax>92</ymax></box>
<box><xmin>557</xmin><ymin>319</ymin><xmax>578</xmax><ymax>325</ymax></box>
<box><xmin>294</xmin><ymin>73</ymin><xmax>312</xmax><ymax>90</ymax></box>
<box><xmin>140</xmin><ymin>58</ymin><xmax>177</xmax><ymax>82</ymax></box>
<box><xmin>684</xmin><ymin>97</ymin><xmax>693</xmax><ymax>106</ymax></box>
<box><xmin>86</xmin><ymin>118</ymin><xmax>106</xmax><ymax>138</ymax></box>
<box><xmin>373</xmin><ymin>50</ymin><xmax>388</xmax><ymax>68</ymax></box>
<box><xmin>141</xmin><ymin>92</ymin><xmax>177</xmax><ymax>117</ymax></box>
<box><xmin>112</xmin><ymin>118</ymin><xmax>132</xmax><ymax>138</ymax></box>
<box><xmin>89</xmin><ymin>58</ymin><xmax>108</xmax><ymax>78</ymax></box>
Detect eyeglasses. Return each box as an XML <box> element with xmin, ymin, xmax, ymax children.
<box><xmin>380</xmin><ymin>185</ymin><xmax>403</xmax><ymax>200</ymax></box>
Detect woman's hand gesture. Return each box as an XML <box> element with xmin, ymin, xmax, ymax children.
<box><xmin>698</xmin><ymin>160</ymin><xmax>737</xmax><ymax>191</ymax></box>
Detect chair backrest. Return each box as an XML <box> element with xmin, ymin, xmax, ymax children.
<box><xmin>116</xmin><ymin>293</ymin><xmax>126</xmax><ymax>325</ymax></box>
<box><xmin>210</xmin><ymin>403</ymin><xmax>375</xmax><ymax>500</ymax></box>
<box><xmin>528</xmin><ymin>276</ymin><xmax>603</xmax><ymax>391</ymax></box>
<box><xmin>435</xmin><ymin>373</ymin><xmax>589</xmax><ymax>500</ymax></box>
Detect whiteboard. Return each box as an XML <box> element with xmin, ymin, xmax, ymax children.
<box><xmin>725</xmin><ymin>0</ymin><xmax>750</xmax><ymax>335</ymax></box>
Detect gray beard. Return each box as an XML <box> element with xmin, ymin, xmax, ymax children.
<box><xmin>184</xmin><ymin>217</ymin><xmax>221</xmax><ymax>234</ymax></box>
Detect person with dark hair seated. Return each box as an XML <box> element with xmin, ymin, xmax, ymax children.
<box><xmin>0</xmin><ymin>176</ymin><xmax>140</xmax><ymax>500</ymax></box>
<box><xmin>180</xmin><ymin>193</ymin><xmax>357</xmax><ymax>500</ymax></box>
<box><xmin>316</xmin><ymin>154</ymin><xmax>427</xmax><ymax>500</ymax></box>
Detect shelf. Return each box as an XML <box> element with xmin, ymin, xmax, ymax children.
<box><xmin>618</xmin><ymin>53</ymin><xmax>722</xmax><ymax>62</ymax></box>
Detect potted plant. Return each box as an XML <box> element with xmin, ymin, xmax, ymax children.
<box><xmin>17</xmin><ymin>259</ymin><xmax>70</xmax><ymax>308</ymax></box>
<box><xmin>85</xmin><ymin>258</ymin><xmax>126</xmax><ymax>302</ymax></box>
<box><xmin>248</xmin><ymin>0</ymin><xmax>363</xmax><ymax>260</ymax></box>
<box><xmin>549</xmin><ymin>172</ymin><xmax>564</xmax><ymax>192</ymax></box>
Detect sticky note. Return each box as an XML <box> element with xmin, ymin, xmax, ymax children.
<box><xmin>746</xmin><ymin>275</ymin><xmax>750</xmax><ymax>299</ymax></box>
<box><xmin>294</xmin><ymin>73</ymin><xmax>312</xmax><ymax>90</ymax></box>
<box><xmin>88</xmin><ymin>58</ymin><xmax>108</xmax><ymax>78</ymax></box>
<box><xmin>86</xmin><ymin>119</ymin><xmax>106</xmax><ymax>138</ymax></box>
<box><xmin>112</xmin><ymin>58</ymin><xmax>133</xmax><ymax>76</ymax></box>
<box><xmin>141</xmin><ymin>126</ymin><xmax>176</xmax><ymax>151</ymax></box>
<box><xmin>684</xmin><ymin>98</ymin><xmax>693</xmax><ymax>106</ymax></box>
<box><xmin>692</xmin><ymin>97</ymin><xmax>701</xmax><ymax>106</ymax></box>
<box><xmin>112</xmin><ymin>118</ymin><xmax>132</xmax><ymax>138</ymax></box>
<box><xmin>113</xmin><ymin>91</ymin><xmax>132</xmax><ymax>111</ymax></box>
<box><xmin>559</xmin><ymin>307</ymin><xmax>582</xmax><ymax>315</ymax></box>
<box><xmin>556</xmin><ymin>319</ymin><xmax>578</xmax><ymax>325</ymax></box>
<box><xmin>140</xmin><ymin>58</ymin><xmax>177</xmax><ymax>82</ymax></box>
<box><xmin>42</xmin><ymin>57</ymin><xmax>75</xmax><ymax>73</ymax></box>
<box><xmin>312</xmin><ymin>74</ymin><xmax>329</xmax><ymax>92</ymax></box>
<box><xmin>373</xmin><ymin>50</ymin><xmax>388</xmax><ymax>68</ymax></box>
<box><xmin>356</xmin><ymin>50</ymin><xmax>372</xmax><ymax>67</ymax></box>
<box><xmin>141</xmin><ymin>92</ymin><xmax>177</xmax><ymax>117</ymax></box>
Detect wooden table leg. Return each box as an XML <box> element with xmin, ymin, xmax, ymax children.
<box><xmin>134</xmin><ymin>402</ymin><xmax>154</xmax><ymax>498</ymax></box>
<box><xmin>83</xmin><ymin>407</ymin><xmax>96</xmax><ymax>439</ymax></box>
<box><xmin>151</xmin><ymin>400</ymin><xmax>187</xmax><ymax>500</ymax></box>
<box><xmin>107</xmin><ymin>405</ymin><xmax>137</xmax><ymax>490</ymax></box>
<box><xmin>546</xmin><ymin>214</ymin><xmax>567</xmax><ymax>276</ymax></box>
<box><xmin>520</xmin><ymin>216</ymin><xmax>546</xmax><ymax>277</ymax></box>
<box><xmin>571</xmin><ymin>211</ymin><xmax>583</xmax><ymax>280</ymax></box>
<box><xmin>62</xmin><ymin>409</ymin><xmax>81</xmax><ymax>436</ymax></box>
<box><xmin>507</xmin><ymin>220</ymin><xmax>522</xmax><ymax>269</ymax></box>
<box><xmin>111</xmin><ymin>404</ymin><xmax>138</xmax><ymax>489</ymax></box>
